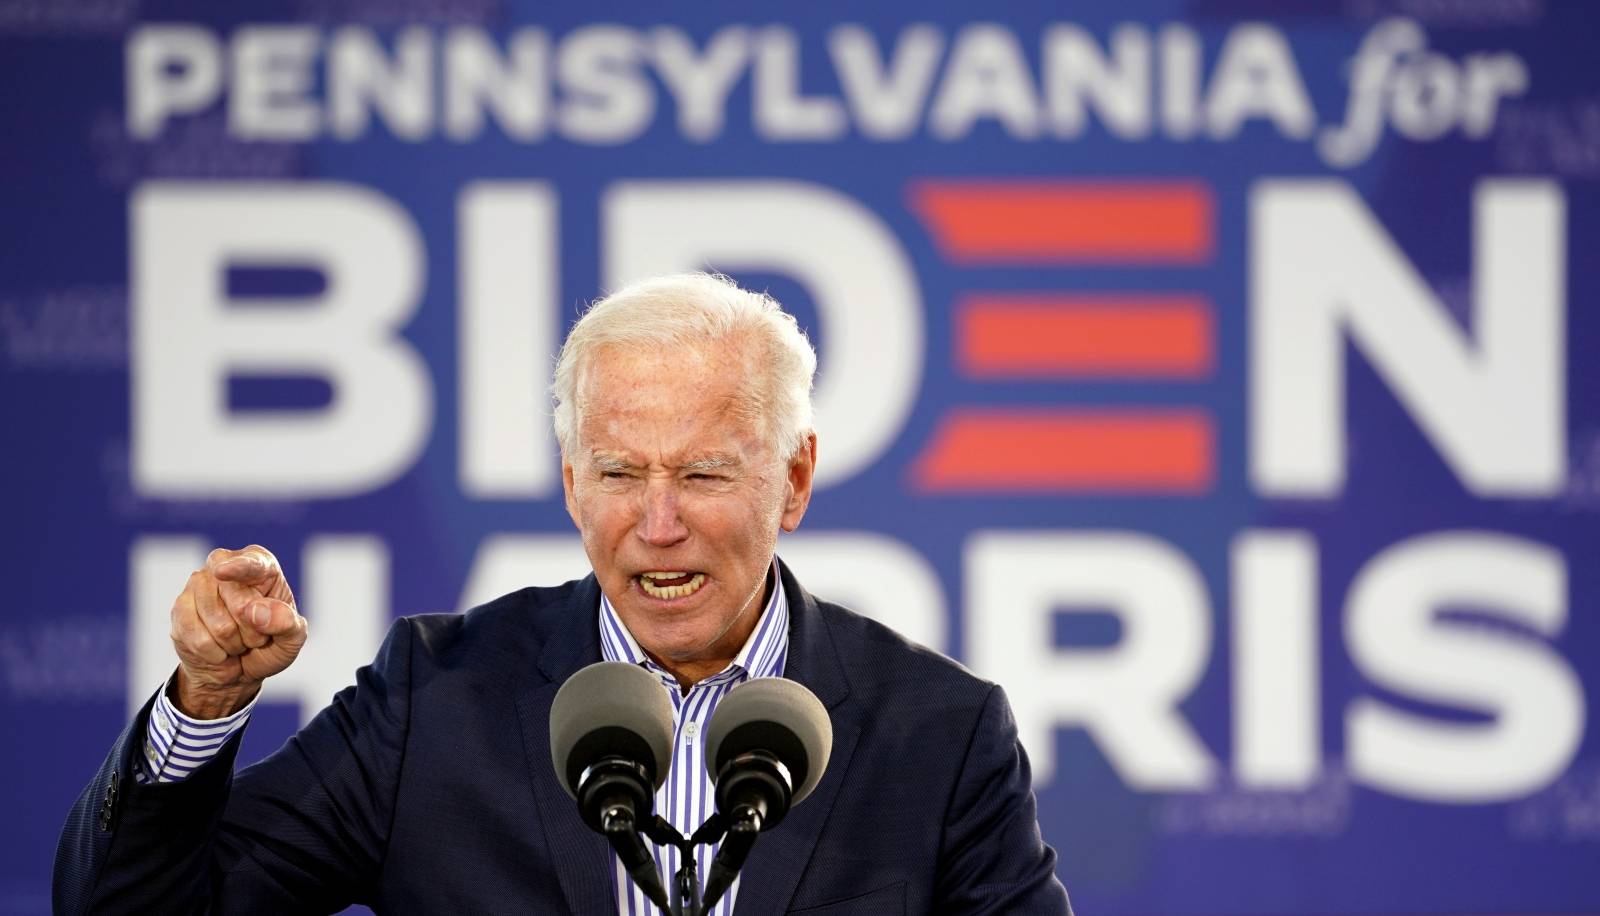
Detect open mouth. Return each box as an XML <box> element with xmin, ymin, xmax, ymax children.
<box><xmin>637</xmin><ymin>571</ymin><xmax>706</xmax><ymax>599</ymax></box>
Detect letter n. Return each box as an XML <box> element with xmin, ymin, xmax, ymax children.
<box><xmin>1250</xmin><ymin>180</ymin><xmax>1564</xmax><ymax>497</ymax></box>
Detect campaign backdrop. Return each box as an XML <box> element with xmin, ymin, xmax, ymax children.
<box><xmin>5</xmin><ymin>1</ymin><xmax>1599</xmax><ymax>913</ymax></box>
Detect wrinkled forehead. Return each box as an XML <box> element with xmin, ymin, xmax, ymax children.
<box><xmin>577</xmin><ymin>338</ymin><xmax>758</xmax><ymax>396</ymax></box>
<box><xmin>572</xmin><ymin>341</ymin><xmax>768</xmax><ymax>445</ymax></box>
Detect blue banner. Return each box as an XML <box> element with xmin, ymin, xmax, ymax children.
<box><xmin>5</xmin><ymin>1</ymin><xmax>1598</xmax><ymax>912</ymax></box>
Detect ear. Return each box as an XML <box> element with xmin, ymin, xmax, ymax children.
<box><xmin>561</xmin><ymin>456</ymin><xmax>581</xmax><ymax>528</ymax></box>
<box><xmin>779</xmin><ymin>433</ymin><xmax>818</xmax><ymax>533</ymax></box>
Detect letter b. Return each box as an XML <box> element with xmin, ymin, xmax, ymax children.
<box><xmin>132</xmin><ymin>183</ymin><xmax>432</xmax><ymax>498</ymax></box>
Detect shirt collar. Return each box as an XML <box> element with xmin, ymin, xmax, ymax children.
<box><xmin>597</xmin><ymin>557</ymin><xmax>789</xmax><ymax>684</ymax></box>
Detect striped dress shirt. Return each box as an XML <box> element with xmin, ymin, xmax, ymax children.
<box><xmin>598</xmin><ymin>559</ymin><xmax>789</xmax><ymax>916</ymax></box>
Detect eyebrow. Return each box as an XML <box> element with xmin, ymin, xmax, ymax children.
<box><xmin>587</xmin><ymin>453</ymin><xmax>738</xmax><ymax>472</ymax></box>
<box><xmin>682</xmin><ymin>456</ymin><xmax>738</xmax><ymax>472</ymax></box>
<box><xmin>590</xmin><ymin>454</ymin><xmax>632</xmax><ymax>473</ymax></box>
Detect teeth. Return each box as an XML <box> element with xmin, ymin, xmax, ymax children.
<box><xmin>638</xmin><ymin>572</ymin><xmax>705</xmax><ymax>599</ymax></box>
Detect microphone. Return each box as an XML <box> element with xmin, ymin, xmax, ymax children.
<box><xmin>698</xmin><ymin>677</ymin><xmax>833</xmax><ymax>910</ymax></box>
<box><xmin>549</xmin><ymin>661</ymin><xmax>675</xmax><ymax>910</ymax></box>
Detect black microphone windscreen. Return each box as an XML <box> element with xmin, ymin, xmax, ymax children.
<box><xmin>704</xmin><ymin>677</ymin><xmax>833</xmax><ymax>805</ymax></box>
<box><xmin>549</xmin><ymin>661</ymin><xmax>675</xmax><ymax>798</ymax></box>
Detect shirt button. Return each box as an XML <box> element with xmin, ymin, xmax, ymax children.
<box><xmin>684</xmin><ymin>722</ymin><xmax>699</xmax><ymax>742</ymax></box>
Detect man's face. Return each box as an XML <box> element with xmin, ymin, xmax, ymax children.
<box><xmin>562</xmin><ymin>342</ymin><xmax>815</xmax><ymax>675</ymax></box>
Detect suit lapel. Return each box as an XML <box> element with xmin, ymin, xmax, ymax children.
<box><xmin>733</xmin><ymin>563</ymin><xmax>862</xmax><ymax>916</ymax></box>
<box><xmin>514</xmin><ymin>577</ymin><xmax>614</xmax><ymax>914</ymax></box>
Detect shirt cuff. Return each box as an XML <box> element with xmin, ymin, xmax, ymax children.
<box><xmin>135</xmin><ymin>672</ymin><xmax>259</xmax><ymax>784</ymax></box>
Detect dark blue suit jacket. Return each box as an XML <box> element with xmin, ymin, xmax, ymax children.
<box><xmin>56</xmin><ymin>563</ymin><xmax>1071</xmax><ymax>914</ymax></box>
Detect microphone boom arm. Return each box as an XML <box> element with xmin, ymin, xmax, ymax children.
<box><xmin>601</xmin><ymin>805</ymin><xmax>672</xmax><ymax>912</ymax></box>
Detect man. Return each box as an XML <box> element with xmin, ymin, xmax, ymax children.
<box><xmin>56</xmin><ymin>273</ymin><xmax>1071</xmax><ymax>914</ymax></box>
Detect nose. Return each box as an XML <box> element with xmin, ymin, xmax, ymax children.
<box><xmin>636</xmin><ymin>479</ymin><xmax>689</xmax><ymax>548</ymax></box>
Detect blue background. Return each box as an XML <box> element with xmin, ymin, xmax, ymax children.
<box><xmin>4</xmin><ymin>1</ymin><xmax>1599</xmax><ymax>913</ymax></box>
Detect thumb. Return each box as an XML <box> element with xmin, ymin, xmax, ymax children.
<box><xmin>248</xmin><ymin>597</ymin><xmax>306</xmax><ymax>645</ymax></box>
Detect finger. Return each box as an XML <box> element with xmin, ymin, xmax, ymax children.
<box><xmin>240</xmin><ymin>614</ymin><xmax>308</xmax><ymax>683</ymax></box>
<box><xmin>192</xmin><ymin>571</ymin><xmax>248</xmax><ymax>657</ymax></box>
<box><xmin>209</xmin><ymin>545</ymin><xmax>285</xmax><ymax>591</ymax></box>
<box><xmin>206</xmin><ymin>546</ymin><xmax>255</xmax><ymax>577</ymax></box>
<box><xmin>170</xmin><ymin>586</ymin><xmax>227</xmax><ymax>666</ymax></box>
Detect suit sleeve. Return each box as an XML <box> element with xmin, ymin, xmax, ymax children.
<box><xmin>54</xmin><ymin>616</ymin><xmax>416</xmax><ymax>915</ymax></box>
<box><xmin>935</xmin><ymin>683</ymin><xmax>1073</xmax><ymax>915</ymax></box>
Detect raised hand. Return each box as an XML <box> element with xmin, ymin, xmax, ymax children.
<box><xmin>169</xmin><ymin>545</ymin><xmax>307</xmax><ymax>719</ymax></box>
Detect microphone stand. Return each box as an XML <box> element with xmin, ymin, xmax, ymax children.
<box><xmin>642</xmin><ymin>815</ymin><xmax>702</xmax><ymax>916</ymax></box>
<box><xmin>626</xmin><ymin>811</ymin><xmax>761</xmax><ymax>916</ymax></box>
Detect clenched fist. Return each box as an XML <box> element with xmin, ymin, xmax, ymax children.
<box><xmin>169</xmin><ymin>545</ymin><xmax>307</xmax><ymax>719</ymax></box>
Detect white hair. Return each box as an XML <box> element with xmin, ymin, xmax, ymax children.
<box><xmin>552</xmin><ymin>272</ymin><xmax>818</xmax><ymax>461</ymax></box>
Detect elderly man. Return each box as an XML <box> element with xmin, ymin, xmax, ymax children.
<box><xmin>56</xmin><ymin>274</ymin><xmax>1071</xmax><ymax>914</ymax></box>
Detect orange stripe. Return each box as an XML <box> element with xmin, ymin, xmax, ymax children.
<box><xmin>912</xmin><ymin>410</ymin><xmax>1214</xmax><ymax>493</ymax></box>
<box><xmin>908</xmin><ymin>180</ymin><xmax>1213</xmax><ymax>263</ymax></box>
<box><xmin>959</xmin><ymin>294</ymin><xmax>1213</xmax><ymax>378</ymax></box>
